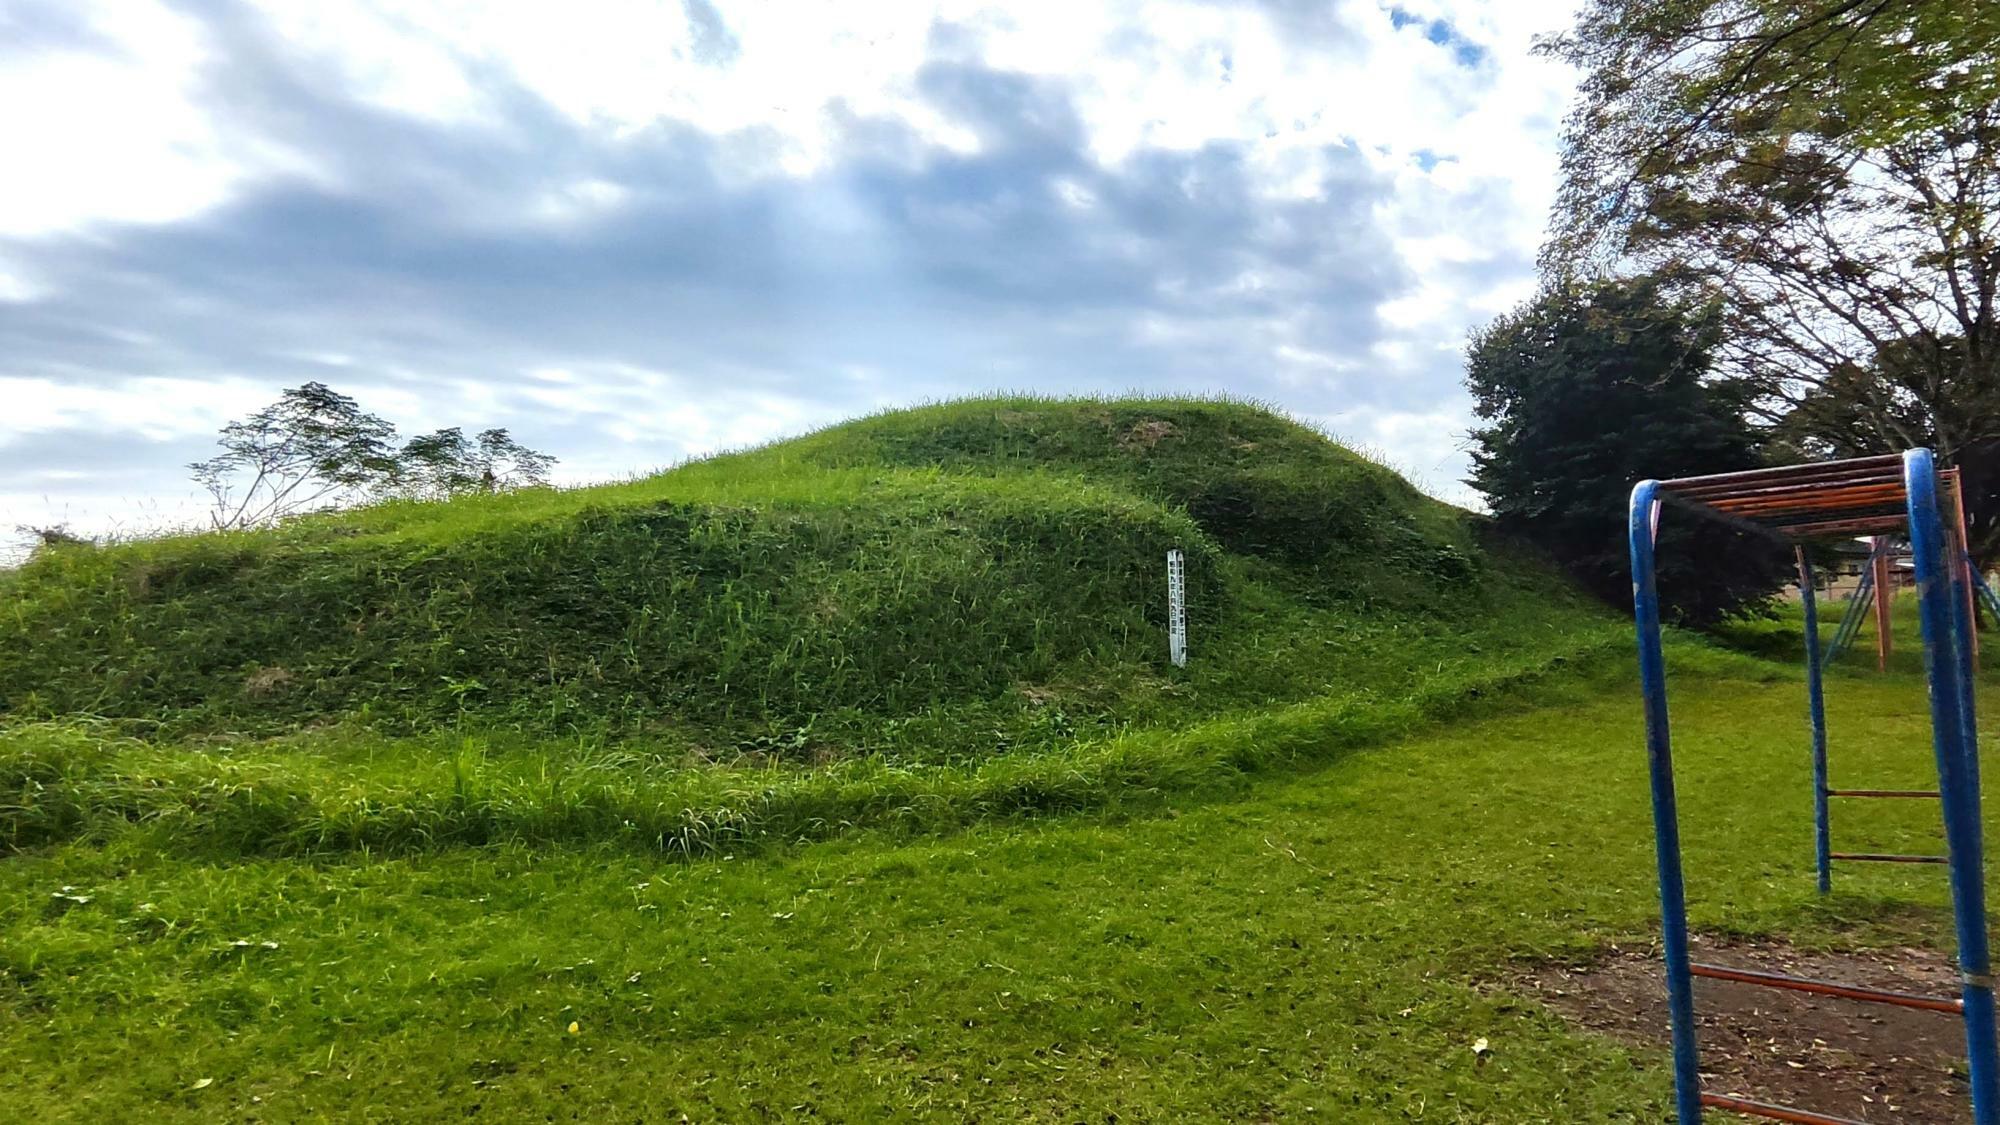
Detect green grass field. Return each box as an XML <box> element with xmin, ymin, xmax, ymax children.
<box><xmin>3</xmin><ymin>650</ymin><xmax>1993</xmax><ymax>1122</ymax></box>
<box><xmin>5</xmin><ymin>397</ymin><xmax>1993</xmax><ymax>1120</ymax></box>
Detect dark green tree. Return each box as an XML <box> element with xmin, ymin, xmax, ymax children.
<box><xmin>396</xmin><ymin>427</ymin><xmax>484</xmax><ymax>499</ymax></box>
<box><xmin>1467</xmin><ymin>277</ymin><xmax>1791</xmax><ymax>625</ymax></box>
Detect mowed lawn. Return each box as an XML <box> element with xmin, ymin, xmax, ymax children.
<box><xmin>2</xmin><ymin>659</ymin><xmax>1994</xmax><ymax>1122</ymax></box>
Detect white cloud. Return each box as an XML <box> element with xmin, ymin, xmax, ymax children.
<box><xmin>245</xmin><ymin>1</ymin><xmax>492</xmax><ymax>125</ymax></box>
<box><xmin>1315</xmin><ymin>403</ymin><xmax>1481</xmax><ymax>507</ymax></box>
<box><xmin>0</xmin><ymin>260</ymin><xmax>42</xmax><ymax>303</ymax></box>
<box><xmin>0</xmin><ymin>376</ymin><xmax>273</xmax><ymax>440</ymax></box>
<box><xmin>0</xmin><ymin>1</ymin><xmax>309</xmax><ymax>238</ymax></box>
<box><xmin>0</xmin><ymin>0</ymin><xmax>1581</xmax><ymax>541</ymax></box>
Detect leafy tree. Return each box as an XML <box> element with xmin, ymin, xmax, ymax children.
<box><xmin>397</xmin><ymin>427</ymin><xmax>558</xmax><ymax>499</ymax></box>
<box><xmin>471</xmin><ymin>428</ymin><xmax>557</xmax><ymax>492</ymax></box>
<box><xmin>396</xmin><ymin>427</ymin><xmax>484</xmax><ymax>499</ymax></box>
<box><xmin>1765</xmin><ymin>335</ymin><xmax>2000</xmax><ymax>561</ymax></box>
<box><xmin>190</xmin><ymin>382</ymin><xmax>400</xmax><ymax>529</ymax></box>
<box><xmin>1467</xmin><ymin>277</ymin><xmax>1791</xmax><ymax>625</ymax></box>
<box><xmin>192</xmin><ymin>384</ymin><xmax>559</xmax><ymax>527</ymax></box>
<box><xmin>1541</xmin><ymin>1</ymin><xmax>2000</xmax><ymax>559</ymax></box>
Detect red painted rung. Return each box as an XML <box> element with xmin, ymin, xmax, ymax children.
<box><xmin>1825</xmin><ymin>788</ymin><xmax>1940</xmax><ymax>798</ymax></box>
<box><xmin>1829</xmin><ymin>851</ymin><xmax>1948</xmax><ymax>864</ymax></box>
<box><xmin>1690</xmin><ymin>961</ymin><xmax>1962</xmax><ymax>1014</ymax></box>
<box><xmin>1701</xmin><ymin>1091</ymin><xmax>1867</xmax><ymax>1124</ymax></box>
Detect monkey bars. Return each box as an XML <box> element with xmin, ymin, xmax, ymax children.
<box><xmin>1629</xmin><ymin>450</ymin><xmax>1995</xmax><ymax>1124</ymax></box>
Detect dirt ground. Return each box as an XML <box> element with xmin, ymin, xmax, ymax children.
<box><xmin>1522</xmin><ymin>933</ymin><xmax>1971</xmax><ymax>1122</ymax></box>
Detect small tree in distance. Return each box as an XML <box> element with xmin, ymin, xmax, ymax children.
<box><xmin>1466</xmin><ymin>277</ymin><xmax>1792</xmax><ymax>626</ymax></box>
<box><xmin>191</xmin><ymin>382</ymin><xmax>401</xmax><ymax>529</ymax></box>
<box><xmin>398</xmin><ymin>427</ymin><xmax>557</xmax><ymax>499</ymax></box>
<box><xmin>191</xmin><ymin>383</ymin><xmax>558</xmax><ymax>529</ymax></box>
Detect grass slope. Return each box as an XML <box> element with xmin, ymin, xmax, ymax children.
<box><xmin>0</xmin><ymin>398</ymin><xmax>1599</xmax><ymax>750</ymax></box>
<box><xmin>2</xmin><ymin>397</ymin><xmax>1619</xmax><ymax>860</ymax></box>
<box><xmin>2</xmin><ymin>658</ymin><xmax>1991</xmax><ymax>1122</ymax></box>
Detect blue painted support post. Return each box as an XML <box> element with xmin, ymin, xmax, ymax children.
<box><xmin>1797</xmin><ymin>548</ymin><xmax>1831</xmax><ymax>895</ymax></box>
<box><xmin>1905</xmin><ymin>449</ymin><xmax>2000</xmax><ymax>1125</ymax></box>
<box><xmin>1826</xmin><ymin>548</ymin><xmax>1877</xmax><ymax>664</ymax></box>
<box><xmin>1976</xmin><ymin>569</ymin><xmax>2000</xmax><ymax>626</ymax></box>
<box><xmin>1629</xmin><ymin>480</ymin><xmax>1703</xmax><ymax>1124</ymax></box>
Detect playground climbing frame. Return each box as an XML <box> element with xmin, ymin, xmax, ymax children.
<box><xmin>1629</xmin><ymin>450</ymin><xmax>1996</xmax><ymax>1125</ymax></box>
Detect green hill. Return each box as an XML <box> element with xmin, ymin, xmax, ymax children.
<box><xmin>0</xmin><ymin>397</ymin><xmax>1619</xmax><ymax>856</ymax></box>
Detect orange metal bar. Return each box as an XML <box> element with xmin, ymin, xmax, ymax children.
<box><xmin>1675</xmin><ymin>474</ymin><xmax>1903</xmax><ymax>506</ymax></box>
<box><xmin>1769</xmin><ymin>515</ymin><xmax>1907</xmax><ymax>539</ymax></box>
<box><xmin>1774</xmin><ymin>512</ymin><xmax>1905</xmax><ymax>531</ymax></box>
<box><xmin>1662</xmin><ymin>453</ymin><xmax>1902</xmax><ymax>492</ymax></box>
<box><xmin>1831</xmin><ymin>851</ymin><xmax>1948</xmax><ymax>864</ymax></box>
<box><xmin>1873</xmin><ymin>537</ymin><xmax>1893</xmax><ymax>671</ymax></box>
<box><xmin>1689</xmin><ymin>961</ymin><xmax>1964</xmax><ymax>1013</ymax></box>
<box><xmin>1712</xmin><ymin>483</ymin><xmax>1906</xmax><ymax>513</ymax></box>
<box><xmin>1950</xmin><ymin>470</ymin><xmax>1979</xmax><ymax>666</ymax></box>
<box><xmin>1700</xmin><ymin>1092</ymin><xmax>1868</xmax><ymax>1124</ymax></box>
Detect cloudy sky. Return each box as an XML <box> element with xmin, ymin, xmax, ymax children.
<box><xmin>0</xmin><ymin>0</ymin><xmax>1578</xmax><ymax>544</ymax></box>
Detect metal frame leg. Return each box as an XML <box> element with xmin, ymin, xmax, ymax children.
<box><xmin>1630</xmin><ymin>480</ymin><xmax>1703</xmax><ymax>1124</ymax></box>
<box><xmin>1827</xmin><ymin>543</ymin><xmax>1879</xmax><ymax>664</ymax></box>
<box><xmin>1976</xmin><ymin>568</ymin><xmax>2000</xmax><ymax>625</ymax></box>
<box><xmin>1798</xmin><ymin>548</ymin><xmax>1832</xmax><ymax>894</ymax></box>
<box><xmin>1905</xmin><ymin>449</ymin><xmax>2000</xmax><ymax>1124</ymax></box>
<box><xmin>1874</xmin><ymin>536</ymin><xmax>1895</xmax><ymax>671</ymax></box>
<box><xmin>1628</xmin><ymin>452</ymin><xmax>1996</xmax><ymax>1124</ymax></box>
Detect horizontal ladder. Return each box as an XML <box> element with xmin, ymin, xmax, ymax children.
<box><xmin>1826</xmin><ymin>788</ymin><xmax>1939</xmax><ymax>799</ymax></box>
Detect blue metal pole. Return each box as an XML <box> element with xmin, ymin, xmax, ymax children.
<box><xmin>1827</xmin><ymin>550</ymin><xmax>1876</xmax><ymax>664</ymax></box>
<box><xmin>1976</xmin><ymin>568</ymin><xmax>2000</xmax><ymax>625</ymax></box>
<box><xmin>1905</xmin><ymin>449</ymin><xmax>2000</xmax><ymax>1124</ymax></box>
<box><xmin>1630</xmin><ymin>480</ymin><xmax>1703</xmax><ymax>1124</ymax></box>
<box><xmin>1796</xmin><ymin>548</ymin><xmax>1831</xmax><ymax>895</ymax></box>
<box><xmin>1846</xmin><ymin>539</ymin><xmax>1883</xmax><ymax>656</ymax></box>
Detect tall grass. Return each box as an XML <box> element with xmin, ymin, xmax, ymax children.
<box><xmin>1</xmin><ymin>397</ymin><xmax>1622</xmax><ymax>858</ymax></box>
<box><xmin>0</xmin><ymin>630</ymin><xmax>1633</xmax><ymax>859</ymax></box>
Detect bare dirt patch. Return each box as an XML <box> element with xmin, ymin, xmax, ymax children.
<box><xmin>243</xmin><ymin>665</ymin><xmax>295</xmax><ymax>696</ymax></box>
<box><xmin>1119</xmin><ymin>419</ymin><xmax>1179</xmax><ymax>450</ymax></box>
<box><xmin>1523</xmin><ymin>934</ymin><xmax>1969</xmax><ymax>1122</ymax></box>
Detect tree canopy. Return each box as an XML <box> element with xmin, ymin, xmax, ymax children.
<box><xmin>1541</xmin><ymin>0</ymin><xmax>2000</xmax><ymax>560</ymax></box>
<box><xmin>191</xmin><ymin>383</ymin><xmax>557</xmax><ymax>528</ymax></box>
<box><xmin>1467</xmin><ymin>277</ymin><xmax>1790</xmax><ymax>624</ymax></box>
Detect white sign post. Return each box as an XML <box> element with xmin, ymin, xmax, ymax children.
<box><xmin>1166</xmin><ymin>548</ymin><xmax>1188</xmax><ymax>667</ymax></box>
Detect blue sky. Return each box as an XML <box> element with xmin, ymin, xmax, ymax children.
<box><xmin>0</xmin><ymin>0</ymin><xmax>1578</xmax><ymax>543</ymax></box>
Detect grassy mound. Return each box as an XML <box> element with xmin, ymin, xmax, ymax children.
<box><xmin>6</xmin><ymin>471</ymin><xmax>1208</xmax><ymax>748</ymax></box>
<box><xmin>0</xmin><ymin>397</ymin><xmax>1620</xmax><ymax>855</ymax></box>
<box><xmin>2</xmin><ymin>400</ymin><xmax>1575</xmax><ymax>740</ymax></box>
